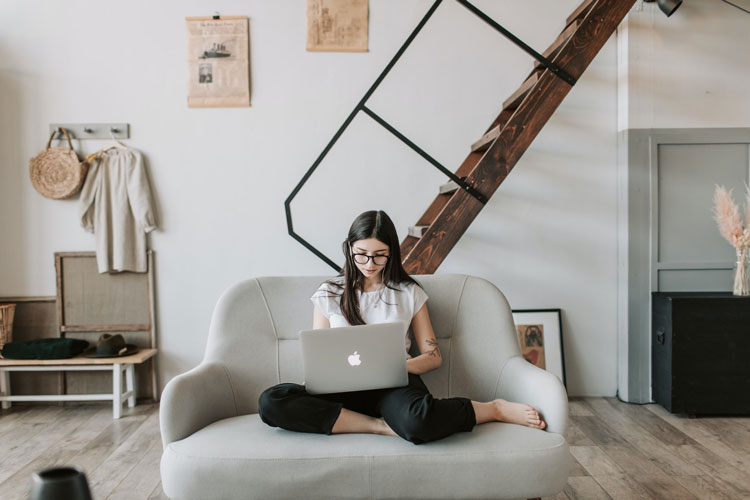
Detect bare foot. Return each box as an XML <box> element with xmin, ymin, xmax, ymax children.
<box><xmin>376</xmin><ymin>417</ymin><xmax>398</xmax><ymax>436</ymax></box>
<box><xmin>493</xmin><ymin>399</ymin><xmax>546</xmax><ymax>430</ymax></box>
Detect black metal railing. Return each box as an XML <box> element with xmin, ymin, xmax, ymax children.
<box><xmin>285</xmin><ymin>0</ymin><xmax>579</xmax><ymax>271</ymax></box>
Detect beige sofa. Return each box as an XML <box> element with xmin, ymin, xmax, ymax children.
<box><xmin>159</xmin><ymin>274</ymin><xmax>570</xmax><ymax>499</ymax></box>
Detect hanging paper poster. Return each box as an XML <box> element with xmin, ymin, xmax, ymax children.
<box><xmin>307</xmin><ymin>0</ymin><xmax>368</xmax><ymax>52</ymax></box>
<box><xmin>186</xmin><ymin>16</ymin><xmax>250</xmax><ymax>107</ymax></box>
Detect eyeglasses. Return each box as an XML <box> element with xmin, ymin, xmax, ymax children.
<box><xmin>352</xmin><ymin>253</ymin><xmax>390</xmax><ymax>266</ymax></box>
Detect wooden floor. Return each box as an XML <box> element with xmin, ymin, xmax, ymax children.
<box><xmin>0</xmin><ymin>397</ymin><xmax>748</xmax><ymax>500</ymax></box>
<box><xmin>556</xmin><ymin>398</ymin><xmax>750</xmax><ymax>500</ymax></box>
<box><xmin>0</xmin><ymin>402</ymin><xmax>166</xmax><ymax>500</ymax></box>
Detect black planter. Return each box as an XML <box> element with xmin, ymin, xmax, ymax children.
<box><xmin>29</xmin><ymin>466</ymin><xmax>92</xmax><ymax>500</ymax></box>
<box><xmin>652</xmin><ymin>292</ymin><xmax>750</xmax><ymax>415</ymax></box>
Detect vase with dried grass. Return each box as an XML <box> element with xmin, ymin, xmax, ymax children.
<box><xmin>713</xmin><ymin>184</ymin><xmax>750</xmax><ymax>296</ymax></box>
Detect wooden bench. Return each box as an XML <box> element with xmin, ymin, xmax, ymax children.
<box><xmin>0</xmin><ymin>348</ymin><xmax>157</xmax><ymax>419</ymax></box>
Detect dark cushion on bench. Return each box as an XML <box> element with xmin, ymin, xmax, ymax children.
<box><xmin>1</xmin><ymin>338</ymin><xmax>90</xmax><ymax>360</ymax></box>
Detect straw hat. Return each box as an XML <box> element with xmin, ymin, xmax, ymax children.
<box><xmin>29</xmin><ymin>128</ymin><xmax>88</xmax><ymax>199</ymax></box>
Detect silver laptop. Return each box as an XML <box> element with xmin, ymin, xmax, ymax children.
<box><xmin>299</xmin><ymin>321</ymin><xmax>409</xmax><ymax>395</ymax></box>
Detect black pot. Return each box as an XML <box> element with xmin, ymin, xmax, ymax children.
<box><xmin>30</xmin><ymin>466</ymin><xmax>92</xmax><ymax>500</ymax></box>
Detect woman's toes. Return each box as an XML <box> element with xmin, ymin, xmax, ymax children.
<box><xmin>532</xmin><ymin>417</ymin><xmax>546</xmax><ymax>429</ymax></box>
<box><xmin>523</xmin><ymin>408</ymin><xmax>546</xmax><ymax>429</ymax></box>
<box><xmin>495</xmin><ymin>399</ymin><xmax>548</xmax><ymax>430</ymax></box>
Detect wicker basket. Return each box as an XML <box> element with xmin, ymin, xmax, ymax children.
<box><xmin>0</xmin><ymin>304</ymin><xmax>16</xmax><ymax>351</ymax></box>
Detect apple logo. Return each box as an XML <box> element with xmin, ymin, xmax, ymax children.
<box><xmin>347</xmin><ymin>351</ymin><xmax>362</xmax><ymax>367</ymax></box>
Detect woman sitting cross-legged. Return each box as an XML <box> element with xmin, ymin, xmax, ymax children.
<box><xmin>258</xmin><ymin>210</ymin><xmax>546</xmax><ymax>444</ymax></box>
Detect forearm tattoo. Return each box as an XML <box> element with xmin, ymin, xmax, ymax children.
<box><xmin>425</xmin><ymin>338</ymin><xmax>441</xmax><ymax>358</ymax></box>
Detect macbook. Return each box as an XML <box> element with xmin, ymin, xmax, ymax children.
<box><xmin>299</xmin><ymin>321</ymin><xmax>409</xmax><ymax>394</ymax></box>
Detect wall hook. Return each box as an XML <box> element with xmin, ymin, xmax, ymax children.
<box><xmin>48</xmin><ymin>123</ymin><xmax>129</xmax><ymax>140</ymax></box>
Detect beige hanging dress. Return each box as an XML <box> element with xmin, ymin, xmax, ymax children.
<box><xmin>79</xmin><ymin>148</ymin><xmax>157</xmax><ymax>273</ymax></box>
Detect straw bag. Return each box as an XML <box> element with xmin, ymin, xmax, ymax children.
<box><xmin>29</xmin><ymin>128</ymin><xmax>89</xmax><ymax>199</ymax></box>
<box><xmin>0</xmin><ymin>304</ymin><xmax>16</xmax><ymax>352</ymax></box>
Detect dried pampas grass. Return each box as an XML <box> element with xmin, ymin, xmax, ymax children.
<box><xmin>713</xmin><ymin>185</ymin><xmax>750</xmax><ymax>248</ymax></box>
<box><xmin>713</xmin><ymin>184</ymin><xmax>750</xmax><ymax>295</ymax></box>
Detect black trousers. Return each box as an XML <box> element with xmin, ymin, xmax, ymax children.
<box><xmin>258</xmin><ymin>374</ymin><xmax>476</xmax><ymax>444</ymax></box>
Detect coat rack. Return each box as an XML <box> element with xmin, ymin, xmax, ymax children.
<box><xmin>48</xmin><ymin>123</ymin><xmax>130</xmax><ymax>140</ymax></box>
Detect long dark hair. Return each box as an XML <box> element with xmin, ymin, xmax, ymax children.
<box><xmin>321</xmin><ymin>210</ymin><xmax>423</xmax><ymax>326</ymax></box>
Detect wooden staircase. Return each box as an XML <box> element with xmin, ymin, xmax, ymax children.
<box><xmin>401</xmin><ymin>0</ymin><xmax>636</xmax><ymax>274</ymax></box>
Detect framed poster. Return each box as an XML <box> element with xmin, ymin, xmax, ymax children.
<box><xmin>185</xmin><ymin>16</ymin><xmax>251</xmax><ymax>107</ymax></box>
<box><xmin>511</xmin><ymin>309</ymin><xmax>566</xmax><ymax>387</ymax></box>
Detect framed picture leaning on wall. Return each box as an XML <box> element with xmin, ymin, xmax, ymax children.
<box><xmin>511</xmin><ymin>309</ymin><xmax>566</xmax><ymax>388</ymax></box>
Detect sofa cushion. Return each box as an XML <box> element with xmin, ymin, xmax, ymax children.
<box><xmin>161</xmin><ymin>414</ymin><xmax>570</xmax><ymax>500</ymax></box>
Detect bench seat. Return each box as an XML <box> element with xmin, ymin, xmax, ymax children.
<box><xmin>0</xmin><ymin>348</ymin><xmax>157</xmax><ymax>418</ymax></box>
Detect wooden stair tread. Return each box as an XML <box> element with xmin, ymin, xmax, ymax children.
<box><xmin>566</xmin><ymin>0</ymin><xmax>597</xmax><ymax>27</ymax></box>
<box><xmin>502</xmin><ymin>70</ymin><xmax>541</xmax><ymax>110</ymax></box>
<box><xmin>472</xmin><ymin>68</ymin><xmax>544</xmax><ymax>153</ymax></box>
<box><xmin>409</xmin><ymin>162</ymin><xmax>477</xmax><ymax>232</ymax></box>
<box><xmin>400</xmin><ymin>236</ymin><xmax>420</xmax><ymax>258</ymax></box>
<box><xmin>455</xmin><ymin>151</ymin><xmax>483</xmax><ymax>178</ymax></box>
<box><xmin>484</xmin><ymin>108</ymin><xmax>515</xmax><ymax>135</ymax></box>
<box><xmin>408</xmin><ymin>225</ymin><xmax>429</xmax><ymax>238</ymax></box>
<box><xmin>534</xmin><ymin>19</ymin><xmax>580</xmax><ymax>72</ymax></box>
<box><xmin>471</xmin><ymin>126</ymin><xmax>500</xmax><ymax>153</ymax></box>
<box><xmin>402</xmin><ymin>0</ymin><xmax>637</xmax><ymax>275</ymax></box>
<box><xmin>439</xmin><ymin>180</ymin><xmax>460</xmax><ymax>195</ymax></box>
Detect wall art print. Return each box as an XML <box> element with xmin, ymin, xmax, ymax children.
<box><xmin>306</xmin><ymin>0</ymin><xmax>368</xmax><ymax>52</ymax></box>
<box><xmin>186</xmin><ymin>16</ymin><xmax>250</xmax><ymax>107</ymax></box>
<box><xmin>512</xmin><ymin>309</ymin><xmax>566</xmax><ymax>387</ymax></box>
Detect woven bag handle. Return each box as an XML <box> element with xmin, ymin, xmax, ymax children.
<box><xmin>45</xmin><ymin>127</ymin><xmax>74</xmax><ymax>151</ymax></box>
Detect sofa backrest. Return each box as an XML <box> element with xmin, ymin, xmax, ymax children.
<box><xmin>203</xmin><ymin>274</ymin><xmax>522</xmax><ymax>415</ymax></box>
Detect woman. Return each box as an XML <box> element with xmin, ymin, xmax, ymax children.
<box><xmin>258</xmin><ymin>210</ymin><xmax>546</xmax><ymax>444</ymax></box>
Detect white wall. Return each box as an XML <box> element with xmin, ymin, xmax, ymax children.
<box><xmin>2</xmin><ymin>0</ymin><xmax>702</xmax><ymax>398</ymax></box>
<box><xmin>619</xmin><ymin>0</ymin><xmax>750</xmax><ymax>130</ymax></box>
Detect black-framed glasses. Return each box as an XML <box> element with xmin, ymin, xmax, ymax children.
<box><xmin>352</xmin><ymin>253</ymin><xmax>390</xmax><ymax>266</ymax></box>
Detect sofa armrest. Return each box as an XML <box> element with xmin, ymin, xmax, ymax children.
<box><xmin>495</xmin><ymin>356</ymin><xmax>568</xmax><ymax>436</ymax></box>
<box><xmin>160</xmin><ymin>361</ymin><xmax>238</xmax><ymax>447</ymax></box>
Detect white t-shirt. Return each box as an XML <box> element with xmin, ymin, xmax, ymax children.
<box><xmin>310</xmin><ymin>276</ymin><xmax>429</xmax><ymax>356</ymax></box>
